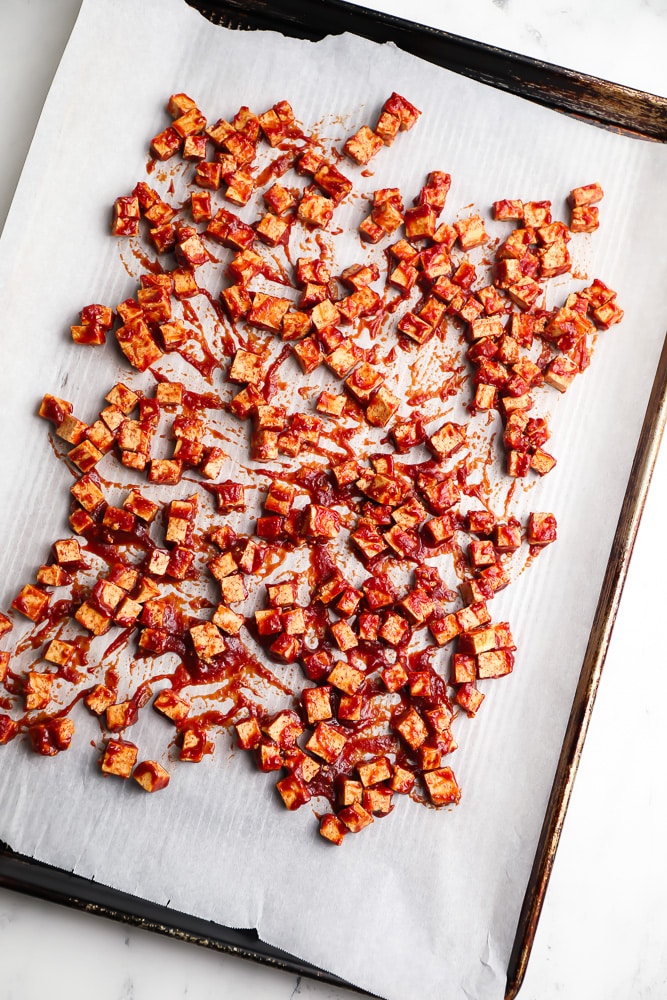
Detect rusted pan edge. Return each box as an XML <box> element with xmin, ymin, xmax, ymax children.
<box><xmin>188</xmin><ymin>0</ymin><xmax>667</xmax><ymax>142</ymax></box>
<box><xmin>505</xmin><ymin>329</ymin><xmax>667</xmax><ymax>999</ymax></box>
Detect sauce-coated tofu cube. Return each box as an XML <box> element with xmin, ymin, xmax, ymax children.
<box><xmin>454</xmin><ymin>214</ymin><xmax>487</xmax><ymax>250</ymax></box>
<box><xmin>302</xmin><ymin>685</ymin><xmax>334</xmax><ymax>724</ymax></box>
<box><xmin>358</xmin><ymin>757</ymin><xmax>393</xmax><ymax>787</ymax></box>
<box><xmin>393</xmin><ymin>706</ymin><xmax>428</xmax><ymax>749</ymax></box>
<box><xmin>153</xmin><ymin>690</ymin><xmax>191</xmax><ymax>724</ymax></box>
<box><xmin>189</xmin><ymin>621</ymin><xmax>225</xmax><ymax>660</ymax></box>
<box><xmin>423</xmin><ymin>766</ymin><xmax>461</xmax><ymax>806</ymax></box>
<box><xmin>306</xmin><ymin>722</ymin><xmax>347</xmax><ymax>763</ymax></box>
<box><xmin>25</xmin><ymin>671</ymin><xmax>53</xmax><ymax>710</ymax></box>
<box><xmin>101</xmin><ymin>739</ymin><xmax>138</xmax><ymax>778</ymax></box>
<box><xmin>297</xmin><ymin>189</ymin><xmax>334</xmax><ymax>229</ymax></box>
<box><xmin>276</xmin><ymin>774</ymin><xmax>311</xmax><ymax>810</ymax></box>
<box><xmin>477</xmin><ymin>648</ymin><xmax>514</xmax><ymax>678</ymax></box>
<box><xmin>236</xmin><ymin>717</ymin><xmax>262</xmax><ymax>750</ymax></box>
<box><xmin>527</xmin><ymin>511</ymin><xmax>557</xmax><ymax>546</ymax></box>
<box><xmin>319</xmin><ymin>813</ymin><xmax>348</xmax><ymax>845</ymax></box>
<box><xmin>456</xmin><ymin>683</ymin><xmax>486</xmax><ymax>716</ymax></box>
<box><xmin>133</xmin><ymin>760</ymin><xmax>170</xmax><ymax>792</ymax></box>
<box><xmin>343</xmin><ymin>125</ymin><xmax>383</xmax><ymax>165</ymax></box>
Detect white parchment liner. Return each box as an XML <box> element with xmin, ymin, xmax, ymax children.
<box><xmin>0</xmin><ymin>2</ymin><xmax>666</xmax><ymax>998</ymax></box>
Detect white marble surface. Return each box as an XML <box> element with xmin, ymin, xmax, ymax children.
<box><xmin>1</xmin><ymin>2</ymin><xmax>666</xmax><ymax>999</ymax></box>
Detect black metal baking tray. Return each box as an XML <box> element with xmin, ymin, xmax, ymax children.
<box><xmin>2</xmin><ymin>2</ymin><xmax>666</xmax><ymax>998</ymax></box>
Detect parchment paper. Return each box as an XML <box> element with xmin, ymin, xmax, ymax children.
<box><xmin>1</xmin><ymin>2</ymin><xmax>666</xmax><ymax>998</ymax></box>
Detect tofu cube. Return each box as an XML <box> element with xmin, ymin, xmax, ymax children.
<box><xmin>456</xmin><ymin>683</ymin><xmax>485</xmax><ymax>716</ymax></box>
<box><xmin>429</xmin><ymin>422</ymin><xmax>466</xmax><ymax>460</ymax></box>
<box><xmin>302</xmin><ymin>685</ymin><xmax>334</xmax><ymax>724</ymax></box>
<box><xmin>101</xmin><ymin>739</ymin><xmax>138</xmax><ymax>778</ymax></box>
<box><xmin>235</xmin><ymin>716</ymin><xmax>262</xmax><ymax>750</ymax></box>
<box><xmin>454</xmin><ymin>214</ymin><xmax>488</xmax><ymax>249</ymax></box>
<box><xmin>358</xmin><ymin>756</ymin><xmax>393</xmax><ymax>787</ymax></box>
<box><xmin>276</xmin><ymin>774</ymin><xmax>311</xmax><ymax>810</ymax></box>
<box><xmin>297</xmin><ymin>189</ymin><xmax>334</xmax><ymax>229</ymax></box>
<box><xmin>404</xmin><ymin>205</ymin><xmax>436</xmax><ymax>240</ymax></box>
<box><xmin>327</xmin><ymin>660</ymin><xmax>364</xmax><ymax>695</ymax></box>
<box><xmin>306</xmin><ymin>721</ymin><xmax>347</xmax><ymax>763</ymax></box>
<box><xmin>189</xmin><ymin>621</ymin><xmax>225</xmax><ymax>660</ymax></box>
<box><xmin>25</xmin><ymin>671</ymin><xmax>53</xmax><ymax>710</ymax></box>
<box><xmin>527</xmin><ymin>511</ymin><xmax>557</xmax><ymax>546</ymax></box>
<box><xmin>180</xmin><ymin>726</ymin><xmax>210</xmax><ymax>762</ymax></box>
<box><xmin>229</xmin><ymin>349</ymin><xmax>264</xmax><ymax>385</ymax></box>
<box><xmin>379</xmin><ymin>612</ymin><xmax>409</xmax><ymax>646</ymax></box>
<box><xmin>330</xmin><ymin>620</ymin><xmax>359</xmax><ymax>651</ymax></box>
<box><xmin>319</xmin><ymin>813</ymin><xmax>348</xmax><ymax>845</ymax></box>
<box><xmin>365</xmin><ymin>386</ymin><xmax>399</xmax><ymax>427</ymax></box>
<box><xmin>153</xmin><ymin>689</ymin><xmax>191</xmax><ymax>724</ymax></box>
<box><xmin>423</xmin><ymin>766</ymin><xmax>461</xmax><ymax>806</ymax></box>
<box><xmin>133</xmin><ymin>760</ymin><xmax>170</xmax><ymax>792</ymax></box>
<box><xmin>477</xmin><ymin>648</ymin><xmax>514</xmax><ymax>678</ymax></box>
<box><xmin>343</xmin><ymin>125</ymin><xmax>383</xmax><ymax>165</ymax></box>
<box><xmin>429</xmin><ymin>612</ymin><xmax>460</xmax><ymax>646</ymax></box>
<box><xmin>338</xmin><ymin>801</ymin><xmax>374</xmax><ymax>833</ymax></box>
<box><xmin>393</xmin><ymin>706</ymin><xmax>429</xmax><ymax>749</ymax></box>
<box><xmin>83</xmin><ymin>683</ymin><xmax>115</xmax><ymax>715</ymax></box>
<box><xmin>212</xmin><ymin>604</ymin><xmax>244</xmax><ymax>635</ymax></box>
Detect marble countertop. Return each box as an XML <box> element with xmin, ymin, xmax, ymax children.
<box><xmin>1</xmin><ymin>3</ymin><xmax>666</xmax><ymax>999</ymax></box>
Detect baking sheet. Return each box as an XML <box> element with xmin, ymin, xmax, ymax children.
<box><xmin>0</xmin><ymin>2</ymin><xmax>667</xmax><ymax>999</ymax></box>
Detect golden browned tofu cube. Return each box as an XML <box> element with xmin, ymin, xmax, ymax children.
<box><xmin>133</xmin><ymin>760</ymin><xmax>170</xmax><ymax>792</ymax></box>
<box><xmin>189</xmin><ymin>621</ymin><xmax>225</xmax><ymax>660</ymax></box>
<box><xmin>276</xmin><ymin>774</ymin><xmax>311</xmax><ymax>810</ymax></box>
<box><xmin>25</xmin><ymin>671</ymin><xmax>53</xmax><ymax>710</ymax></box>
<box><xmin>220</xmin><ymin>574</ymin><xmax>247</xmax><ymax>605</ymax></box>
<box><xmin>338</xmin><ymin>800</ymin><xmax>374</xmax><ymax>833</ymax></box>
<box><xmin>208</xmin><ymin>552</ymin><xmax>237</xmax><ymax>582</ymax></box>
<box><xmin>393</xmin><ymin>706</ymin><xmax>428</xmax><ymax>750</ymax></box>
<box><xmin>330</xmin><ymin>620</ymin><xmax>358</xmax><ymax>652</ymax></box>
<box><xmin>153</xmin><ymin>689</ymin><xmax>191</xmax><ymax>724</ymax></box>
<box><xmin>363</xmin><ymin>786</ymin><xmax>393</xmax><ymax>815</ymax></box>
<box><xmin>319</xmin><ymin>813</ymin><xmax>348</xmax><ymax>845</ymax></box>
<box><xmin>429</xmin><ymin>422</ymin><xmax>466</xmax><ymax>461</ymax></box>
<box><xmin>456</xmin><ymin>683</ymin><xmax>485</xmax><ymax>716</ymax></box>
<box><xmin>236</xmin><ymin>716</ymin><xmax>262</xmax><ymax>750</ymax></box>
<box><xmin>366</xmin><ymin>385</ymin><xmax>399</xmax><ymax>427</ymax></box>
<box><xmin>212</xmin><ymin>604</ymin><xmax>244</xmax><ymax>635</ymax></box>
<box><xmin>302</xmin><ymin>685</ymin><xmax>333</xmax><ymax>724</ymax></box>
<box><xmin>84</xmin><ymin>684</ymin><xmax>116</xmax><ymax>715</ymax></box>
<box><xmin>12</xmin><ymin>584</ymin><xmax>50</xmax><ymax>622</ymax></box>
<box><xmin>101</xmin><ymin>739</ymin><xmax>138</xmax><ymax>778</ymax></box>
<box><xmin>423</xmin><ymin>766</ymin><xmax>461</xmax><ymax>806</ymax></box>
<box><xmin>477</xmin><ymin>648</ymin><xmax>514</xmax><ymax>678</ymax></box>
<box><xmin>358</xmin><ymin>756</ymin><xmax>393</xmax><ymax>788</ymax></box>
<box><xmin>343</xmin><ymin>125</ymin><xmax>383</xmax><ymax>165</ymax></box>
<box><xmin>429</xmin><ymin>612</ymin><xmax>461</xmax><ymax>647</ymax></box>
<box><xmin>106</xmin><ymin>701</ymin><xmax>135</xmax><ymax>731</ymax></box>
<box><xmin>327</xmin><ymin>660</ymin><xmax>364</xmax><ymax>695</ymax></box>
<box><xmin>455</xmin><ymin>601</ymin><xmax>491</xmax><ymax>632</ymax></box>
<box><xmin>148</xmin><ymin>459</ymin><xmax>183</xmax><ymax>486</ymax></box>
<box><xmin>454</xmin><ymin>214</ymin><xmax>488</xmax><ymax>250</ymax></box>
<box><xmin>229</xmin><ymin>349</ymin><xmax>263</xmax><ymax>385</ymax></box>
<box><xmin>116</xmin><ymin>318</ymin><xmax>163</xmax><ymax>371</ymax></box>
<box><xmin>527</xmin><ymin>511</ymin><xmax>557</xmax><ymax>546</ymax></box>
<box><xmin>43</xmin><ymin>639</ymin><xmax>76</xmax><ymax>668</ymax></box>
<box><xmin>306</xmin><ymin>721</ymin><xmax>347</xmax><ymax>763</ymax></box>
<box><xmin>297</xmin><ymin>189</ymin><xmax>334</xmax><ymax>229</ymax></box>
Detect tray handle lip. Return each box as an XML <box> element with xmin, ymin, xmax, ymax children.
<box><xmin>189</xmin><ymin>0</ymin><xmax>667</xmax><ymax>141</ymax></box>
